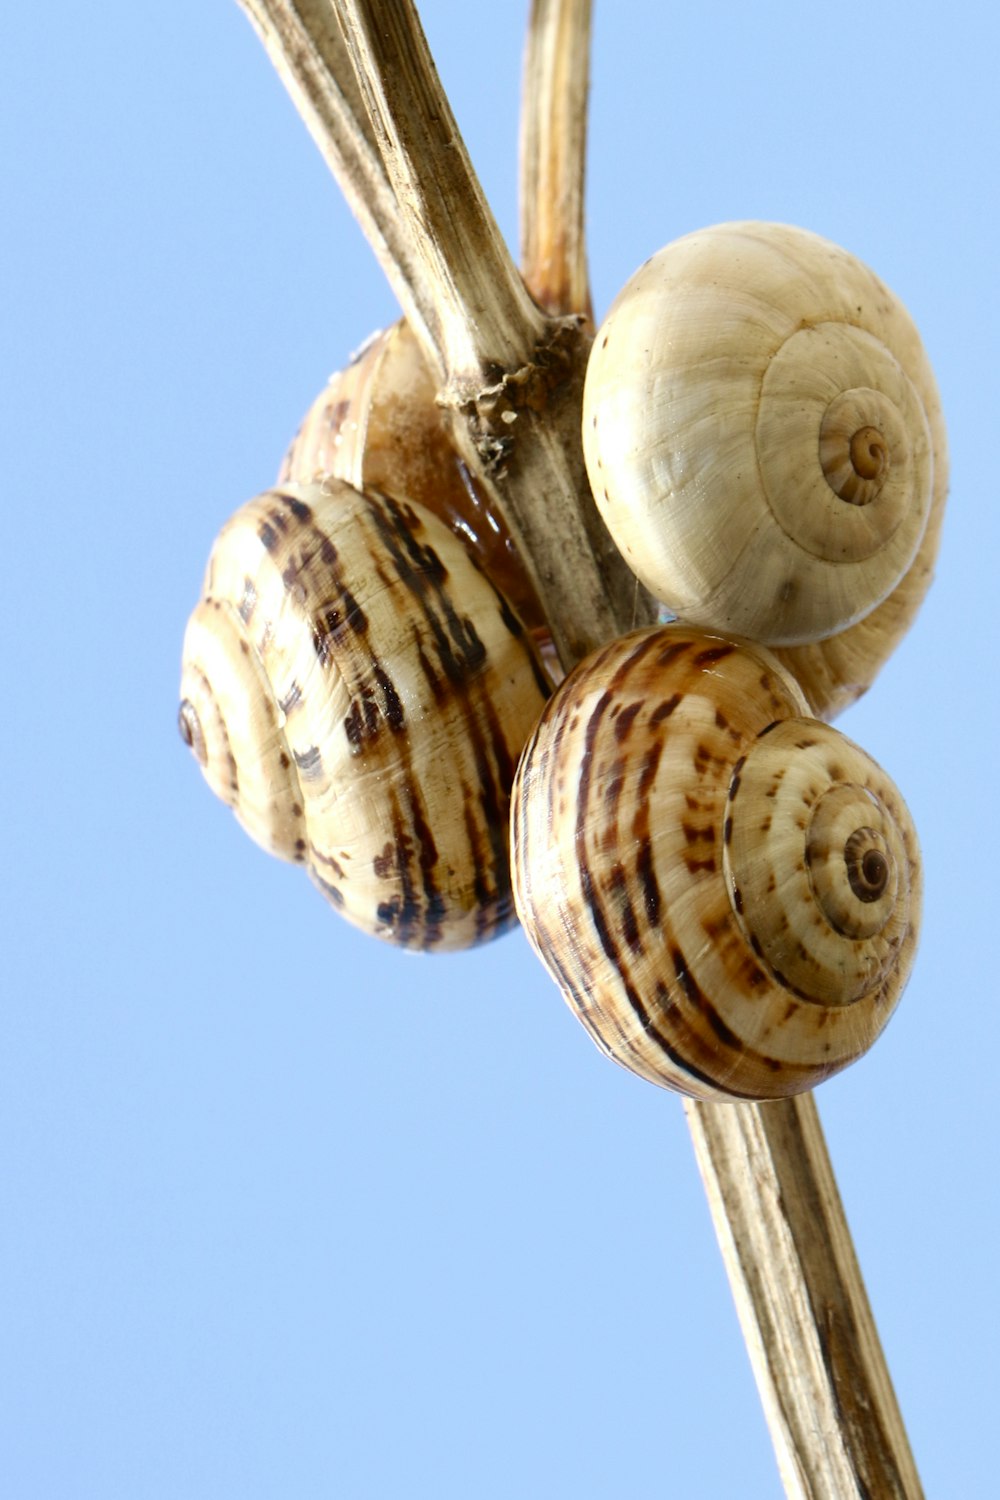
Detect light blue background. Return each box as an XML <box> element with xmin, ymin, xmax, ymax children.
<box><xmin>3</xmin><ymin>3</ymin><xmax>997</xmax><ymax>1495</ymax></box>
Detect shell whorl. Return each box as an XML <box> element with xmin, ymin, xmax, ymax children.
<box><xmin>511</xmin><ymin>625</ymin><xmax>921</xmax><ymax>1101</ymax></box>
<box><xmin>179</xmin><ymin>479</ymin><xmax>551</xmax><ymax>950</ymax></box>
<box><xmin>582</xmin><ymin>221</ymin><xmax>945</xmax><ymax>649</ymax></box>
<box><xmin>771</xmin><ymin>441</ymin><xmax>947</xmax><ymax>719</ymax></box>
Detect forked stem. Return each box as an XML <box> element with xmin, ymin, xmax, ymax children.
<box><xmin>241</xmin><ymin>0</ymin><xmax>651</xmax><ymax>669</ymax></box>
<box><xmin>234</xmin><ymin>2</ymin><xmax>922</xmax><ymax>1494</ymax></box>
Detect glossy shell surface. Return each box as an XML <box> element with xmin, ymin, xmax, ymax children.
<box><xmin>511</xmin><ymin>626</ymin><xmax>922</xmax><ymax>1100</ymax></box>
<box><xmin>179</xmin><ymin>479</ymin><xmax>551</xmax><ymax>950</ymax></box>
<box><xmin>582</xmin><ymin>221</ymin><xmax>947</xmax><ymax>652</ymax></box>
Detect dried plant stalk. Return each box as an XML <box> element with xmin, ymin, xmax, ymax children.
<box><xmin>238</xmin><ymin>0</ymin><xmax>437</xmax><ymax>354</ymax></box>
<box><xmin>234</xmin><ymin>1</ymin><xmax>923</xmax><ymax>1493</ymax></box>
<box><xmin>329</xmin><ymin>0</ymin><xmax>653</xmax><ymax>668</ymax></box>
<box><xmin>332</xmin><ymin>0</ymin><xmax>546</xmax><ymax>377</ymax></box>
<box><xmin>687</xmin><ymin>1094</ymin><xmax>923</xmax><ymax>1499</ymax></box>
<box><xmin>520</xmin><ymin>0</ymin><xmax>593</xmax><ymax>319</ymax></box>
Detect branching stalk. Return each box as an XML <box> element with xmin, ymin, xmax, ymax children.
<box><xmin>234</xmin><ymin>2</ymin><xmax>923</xmax><ymax>1493</ymax></box>
<box><xmin>243</xmin><ymin>0</ymin><xmax>652</xmax><ymax>667</ymax></box>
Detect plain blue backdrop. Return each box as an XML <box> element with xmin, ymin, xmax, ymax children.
<box><xmin>2</xmin><ymin>2</ymin><xmax>997</xmax><ymax>1495</ymax></box>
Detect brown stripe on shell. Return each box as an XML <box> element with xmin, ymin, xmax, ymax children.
<box><xmin>374</xmin><ymin>773</ymin><xmax>447</xmax><ymax>948</ymax></box>
<box><xmin>182</xmin><ymin>478</ymin><xmax>550</xmax><ymax>951</ymax></box>
<box><xmin>355</xmin><ymin>493</ymin><xmax>532</xmax><ymax>945</ymax></box>
<box><xmin>511</xmin><ymin>624</ymin><xmax>905</xmax><ymax>1101</ymax></box>
<box><xmin>613</xmin><ymin>701</ymin><xmax>643</xmax><ymax>741</ymax></box>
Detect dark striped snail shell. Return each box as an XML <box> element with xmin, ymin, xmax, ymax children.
<box><xmin>178</xmin><ymin>478</ymin><xmax>551</xmax><ymax>950</ymax></box>
<box><xmin>582</xmin><ymin>221</ymin><xmax>948</xmax><ymax>716</ymax></box>
<box><xmin>510</xmin><ymin>625</ymin><xmax>921</xmax><ymax>1101</ymax></box>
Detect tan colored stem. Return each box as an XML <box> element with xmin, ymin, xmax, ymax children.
<box><xmin>686</xmin><ymin>1094</ymin><xmax>923</xmax><ymax>1498</ymax></box>
<box><xmin>236</xmin><ymin>3</ymin><xmax>922</xmax><ymax>1494</ymax></box>
<box><xmin>237</xmin><ymin>0</ymin><xmax>437</xmax><ymax>356</ymax></box>
<box><xmin>332</xmin><ymin>0</ymin><xmax>547</xmax><ymax>382</ymax></box>
<box><xmin>520</xmin><ymin>0</ymin><xmax>593</xmax><ymax>319</ymax></box>
<box><xmin>280</xmin><ymin>0</ymin><xmax>654</xmax><ymax>668</ymax></box>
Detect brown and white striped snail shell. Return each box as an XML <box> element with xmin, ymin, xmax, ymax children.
<box><xmin>582</xmin><ymin>222</ymin><xmax>948</xmax><ymax>709</ymax></box>
<box><xmin>511</xmin><ymin>625</ymin><xmax>921</xmax><ymax>1101</ymax></box>
<box><xmin>178</xmin><ymin>478</ymin><xmax>551</xmax><ymax>950</ymax></box>
<box><xmin>280</xmin><ymin>319</ymin><xmax>552</xmax><ymax>650</ymax></box>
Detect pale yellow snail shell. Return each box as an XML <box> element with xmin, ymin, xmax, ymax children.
<box><xmin>179</xmin><ymin>478</ymin><xmax>551</xmax><ymax>950</ymax></box>
<box><xmin>511</xmin><ymin>625</ymin><xmax>921</xmax><ymax>1101</ymax></box>
<box><xmin>770</xmin><ymin>480</ymin><xmax>945</xmax><ymax>719</ymax></box>
<box><xmin>582</xmin><ymin>221</ymin><xmax>947</xmax><ymax>666</ymax></box>
<box><xmin>280</xmin><ymin>319</ymin><xmax>552</xmax><ymax>651</ymax></box>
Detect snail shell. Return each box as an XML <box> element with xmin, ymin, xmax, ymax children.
<box><xmin>280</xmin><ymin>319</ymin><xmax>552</xmax><ymax>649</ymax></box>
<box><xmin>511</xmin><ymin>625</ymin><xmax>921</xmax><ymax>1101</ymax></box>
<box><xmin>582</xmin><ymin>221</ymin><xmax>947</xmax><ymax>652</ymax></box>
<box><xmin>179</xmin><ymin>478</ymin><xmax>551</xmax><ymax>950</ymax></box>
<box><xmin>770</xmin><ymin>461</ymin><xmax>946</xmax><ymax>718</ymax></box>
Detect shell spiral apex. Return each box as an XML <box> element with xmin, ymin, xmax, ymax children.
<box><xmin>582</xmin><ymin>221</ymin><xmax>946</xmax><ymax>652</ymax></box>
<box><xmin>511</xmin><ymin>624</ymin><xmax>921</xmax><ymax>1102</ymax></box>
<box><xmin>179</xmin><ymin>478</ymin><xmax>551</xmax><ymax>951</ymax></box>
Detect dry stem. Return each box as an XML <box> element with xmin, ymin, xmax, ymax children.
<box><xmin>234</xmin><ymin>2</ymin><xmax>923</xmax><ymax>1494</ymax></box>
<box><xmin>686</xmin><ymin>1094</ymin><xmax>923</xmax><ymax>1499</ymax></box>
<box><xmin>520</xmin><ymin>0</ymin><xmax>593</xmax><ymax>319</ymax></box>
<box><xmin>329</xmin><ymin>0</ymin><xmax>652</xmax><ymax>667</ymax></box>
<box><xmin>332</xmin><ymin>0</ymin><xmax>547</xmax><ymax>380</ymax></box>
<box><xmin>238</xmin><ymin>0</ymin><xmax>438</xmax><ymax>354</ymax></box>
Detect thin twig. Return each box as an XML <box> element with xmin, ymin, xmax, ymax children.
<box><xmin>520</xmin><ymin>0</ymin><xmax>593</xmax><ymax>319</ymax></box>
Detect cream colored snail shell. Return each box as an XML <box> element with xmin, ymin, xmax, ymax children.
<box><xmin>179</xmin><ymin>478</ymin><xmax>551</xmax><ymax>950</ymax></box>
<box><xmin>582</xmin><ymin>221</ymin><xmax>947</xmax><ymax>652</ymax></box>
<box><xmin>511</xmin><ymin>625</ymin><xmax>921</xmax><ymax>1101</ymax></box>
<box><xmin>280</xmin><ymin>319</ymin><xmax>552</xmax><ymax>651</ymax></box>
<box><xmin>771</xmin><ymin>464</ymin><xmax>946</xmax><ymax>720</ymax></box>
